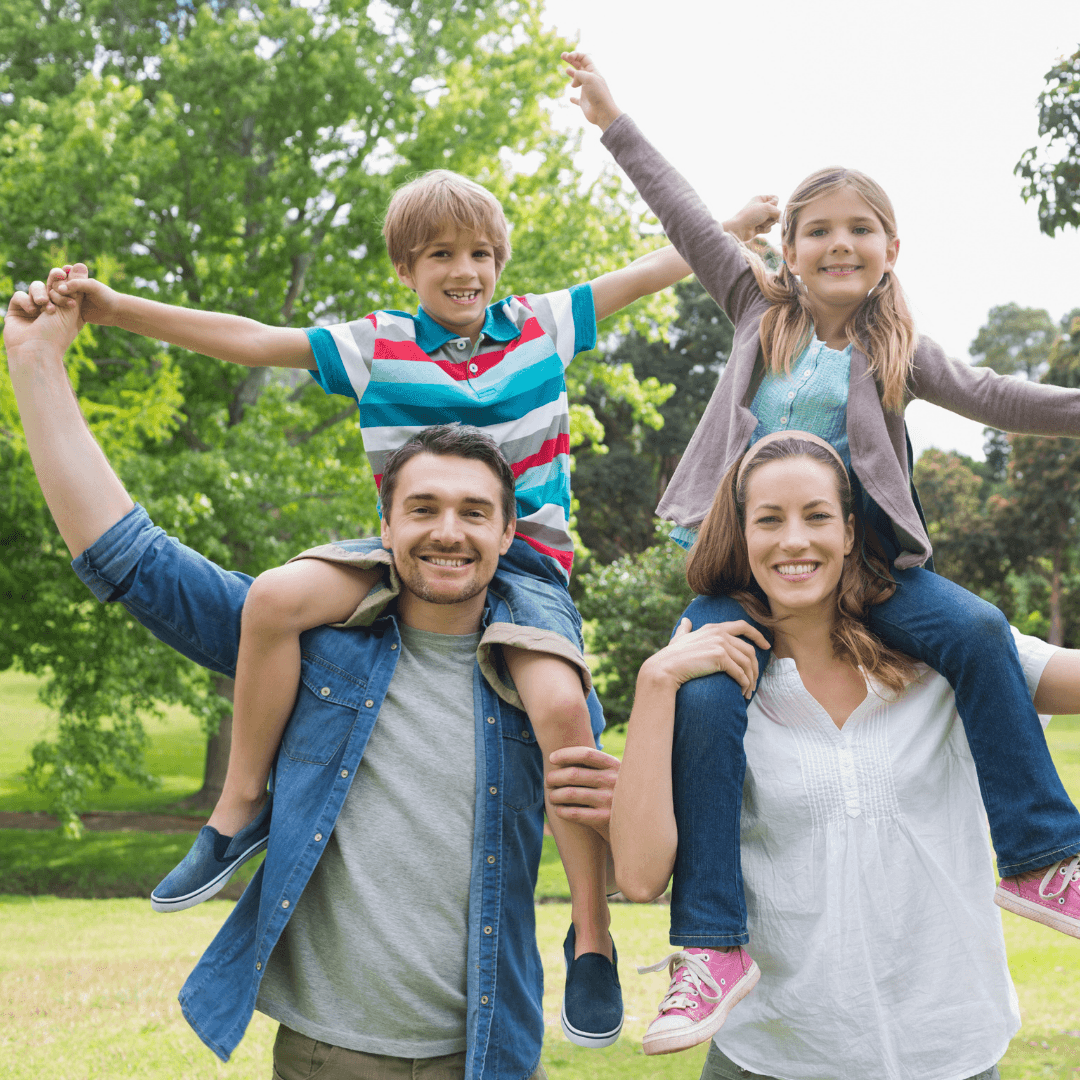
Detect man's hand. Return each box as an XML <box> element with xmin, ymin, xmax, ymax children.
<box><xmin>562</xmin><ymin>51</ymin><xmax>622</xmax><ymax>132</ymax></box>
<box><xmin>4</xmin><ymin>265</ymin><xmax>87</xmax><ymax>358</ymax></box>
<box><xmin>546</xmin><ymin>745</ymin><xmax>620</xmax><ymax>842</ymax></box>
<box><xmin>723</xmin><ymin>195</ymin><xmax>781</xmax><ymax>244</ymax></box>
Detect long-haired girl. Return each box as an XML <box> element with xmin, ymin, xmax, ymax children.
<box><xmin>565</xmin><ymin>52</ymin><xmax>1080</xmax><ymax>1055</ymax></box>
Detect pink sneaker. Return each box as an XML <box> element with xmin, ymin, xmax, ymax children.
<box><xmin>995</xmin><ymin>856</ymin><xmax>1080</xmax><ymax>937</ymax></box>
<box><xmin>637</xmin><ymin>947</ymin><xmax>760</xmax><ymax>1056</ymax></box>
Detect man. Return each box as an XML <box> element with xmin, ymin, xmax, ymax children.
<box><xmin>5</xmin><ymin>267</ymin><xmax>620</xmax><ymax>1080</ymax></box>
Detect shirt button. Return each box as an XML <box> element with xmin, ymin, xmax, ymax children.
<box><xmin>487</xmin><ymin>855</ymin><xmax>496</xmax><ymax>864</ymax></box>
<box><xmin>365</xmin><ymin>699</ymin><xmax>374</xmax><ymax>708</ymax></box>
<box><xmin>489</xmin><ymin>786</ymin><xmax>497</xmax><ymax>795</ymax></box>
<box><xmin>281</xmin><ymin>899</ymin><xmax>289</xmax><ymax>909</ymax></box>
<box><xmin>481</xmin><ymin>995</ymin><xmax>489</xmax><ymax>1004</ymax></box>
<box><xmin>314</xmin><ymin>833</ymin><xmax>323</xmax><ymax>842</ymax></box>
<box><xmin>341</xmin><ymin>769</ymin><xmax>349</xmax><ymax>778</ymax></box>
<box><xmin>780</xmin><ymin>417</ymin><xmax>788</xmax><ymax>424</ymax></box>
<box><xmin>787</xmin><ymin>392</ymin><xmax>795</xmax><ymax>399</ymax></box>
<box><xmin>521</xmin><ymin>730</ymin><xmax>530</xmax><ymax>740</ymax></box>
<box><xmin>256</xmin><ymin>961</ymin><xmax>262</xmax><ymax>971</ymax></box>
<box><xmin>456</xmin><ymin>340</ymin><xmax>467</xmax><ymax>350</ymax></box>
<box><xmin>469</xmin><ymin>362</ymin><xmax>478</xmax><ymax>374</ymax></box>
<box><xmin>487</xmin><ymin>716</ymin><xmax>495</xmax><ymax>724</ymax></box>
<box><xmin>320</xmin><ymin>687</ymin><xmax>331</xmax><ymax>697</ymax></box>
<box><xmin>390</xmin><ymin>643</ymin><xmax>398</xmax><ymax>650</ymax></box>
<box><xmin>484</xmin><ymin>926</ymin><xmax>492</xmax><ymax>935</ymax></box>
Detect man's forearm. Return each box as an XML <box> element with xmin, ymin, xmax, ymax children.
<box><xmin>8</xmin><ymin>341</ymin><xmax>134</xmax><ymax>557</ymax></box>
<box><xmin>112</xmin><ymin>294</ymin><xmax>313</xmax><ymax>369</ymax></box>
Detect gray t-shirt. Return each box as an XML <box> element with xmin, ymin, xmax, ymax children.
<box><xmin>257</xmin><ymin>624</ymin><xmax>480</xmax><ymax>1056</ymax></box>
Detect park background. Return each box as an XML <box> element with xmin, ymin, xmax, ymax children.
<box><xmin>1</xmin><ymin>0</ymin><xmax>1079</xmax><ymax>1075</ymax></box>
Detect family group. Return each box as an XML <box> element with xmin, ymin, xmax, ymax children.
<box><xmin>6</xmin><ymin>53</ymin><xmax>1080</xmax><ymax>1080</ymax></box>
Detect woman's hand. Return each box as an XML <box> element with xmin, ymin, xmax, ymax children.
<box><xmin>642</xmin><ymin>618</ymin><xmax>770</xmax><ymax>699</ymax></box>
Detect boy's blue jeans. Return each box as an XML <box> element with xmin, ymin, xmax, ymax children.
<box><xmin>669</xmin><ymin>515</ymin><xmax>1080</xmax><ymax>948</ymax></box>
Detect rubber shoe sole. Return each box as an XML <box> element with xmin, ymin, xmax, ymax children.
<box><xmin>642</xmin><ymin>960</ymin><xmax>760</xmax><ymax>1056</ymax></box>
<box><xmin>994</xmin><ymin>884</ymin><xmax>1080</xmax><ymax>938</ymax></box>
<box><xmin>151</xmin><ymin>832</ymin><xmax>268</xmax><ymax>912</ymax></box>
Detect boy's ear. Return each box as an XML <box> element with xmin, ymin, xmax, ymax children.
<box><xmin>394</xmin><ymin>262</ymin><xmax>416</xmax><ymax>292</ymax></box>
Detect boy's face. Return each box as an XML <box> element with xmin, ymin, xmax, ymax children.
<box><xmin>396</xmin><ymin>225</ymin><xmax>499</xmax><ymax>346</ymax></box>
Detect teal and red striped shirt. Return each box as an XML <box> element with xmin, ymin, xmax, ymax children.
<box><xmin>306</xmin><ymin>285</ymin><xmax>597</xmax><ymax>579</ymax></box>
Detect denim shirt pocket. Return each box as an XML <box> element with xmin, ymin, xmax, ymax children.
<box><xmin>500</xmin><ymin>709</ymin><xmax>544</xmax><ymax>813</ymax></box>
<box><xmin>282</xmin><ymin>653</ymin><xmax>367</xmax><ymax>765</ymax></box>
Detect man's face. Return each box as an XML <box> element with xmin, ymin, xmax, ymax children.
<box><xmin>381</xmin><ymin>453</ymin><xmax>515</xmax><ymax>630</ymax></box>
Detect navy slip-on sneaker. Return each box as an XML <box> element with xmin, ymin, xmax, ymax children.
<box><xmin>561</xmin><ymin>924</ymin><xmax>624</xmax><ymax>1048</ymax></box>
<box><xmin>150</xmin><ymin>797</ymin><xmax>273</xmax><ymax>913</ymax></box>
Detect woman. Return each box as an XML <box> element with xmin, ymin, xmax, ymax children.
<box><xmin>611</xmin><ymin>431</ymin><xmax>1080</xmax><ymax>1080</ymax></box>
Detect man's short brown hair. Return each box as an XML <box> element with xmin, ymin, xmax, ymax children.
<box><xmin>383</xmin><ymin>170</ymin><xmax>511</xmax><ymax>275</ymax></box>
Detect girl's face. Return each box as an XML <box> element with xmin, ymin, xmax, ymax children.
<box><xmin>782</xmin><ymin>186</ymin><xmax>899</xmax><ymax>320</ymax></box>
<box><xmin>743</xmin><ymin>456</ymin><xmax>855</xmax><ymax>622</ymax></box>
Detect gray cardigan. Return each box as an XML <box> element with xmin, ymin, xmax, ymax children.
<box><xmin>602</xmin><ymin>114</ymin><xmax>1080</xmax><ymax>569</ymax></box>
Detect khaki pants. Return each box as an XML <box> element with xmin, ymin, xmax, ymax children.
<box><xmin>273</xmin><ymin>1024</ymin><xmax>549</xmax><ymax>1080</ymax></box>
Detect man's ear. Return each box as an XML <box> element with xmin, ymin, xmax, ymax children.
<box><xmin>395</xmin><ymin>262</ymin><xmax>416</xmax><ymax>292</ymax></box>
<box><xmin>500</xmin><ymin>518</ymin><xmax>516</xmax><ymax>556</ymax></box>
<box><xmin>380</xmin><ymin>513</ymin><xmax>393</xmax><ymax>548</ymax></box>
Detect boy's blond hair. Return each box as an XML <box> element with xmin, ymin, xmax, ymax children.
<box><xmin>383</xmin><ymin>170</ymin><xmax>512</xmax><ymax>275</ymax></box>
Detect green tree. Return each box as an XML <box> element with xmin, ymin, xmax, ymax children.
<box><xmin>969</xmin><ymin>303</ymin><xmax>1058</xmax><ymax>379</ymax></box>
<box><xmin>0</xmin><ymin>0</ymin><xmax>669</xmax><ymax>831</ymax></box>
<box><xmin>1016</xmin><ymin>47</ymin><xmax>1080</xmax><ymax>235</ymax></box>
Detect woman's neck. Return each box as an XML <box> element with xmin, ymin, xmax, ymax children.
<box><xmin>772</xmin><ymin>614</ymin><xmax>867</xmax><ymax>728</ymax></box>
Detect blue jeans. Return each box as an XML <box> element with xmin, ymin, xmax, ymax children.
<box><xmin>668</xmin><ymin>497</ymin><xmax>1080</xmax><ymax>946</ymax></box>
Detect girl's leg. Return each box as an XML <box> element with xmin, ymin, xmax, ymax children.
<box><xmin>669</xmin><ymin>594</ymin><xmax>771</xmax><ymax>949</ymax></box>
<box><xmin>503</xmin><ymin>648</ymin><xmax>611</xmax><ymax>959</ymax></box>
<box><xmin>209</xmin><ymin>559</ymin><xmax>379</xmax><ymax>836</ymax></box>
<box><xmin>867</xmin><ymin>566</ymin><xmax>1080</xmax><ymax>875</ymax></box>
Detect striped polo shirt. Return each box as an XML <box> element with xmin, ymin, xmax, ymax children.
<box><xmin>305</xmin><ymin>285</ymin><xmax>597</xmax><ymax>579</ymax></box>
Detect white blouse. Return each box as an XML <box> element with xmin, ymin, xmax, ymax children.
<box><xmin>716</xmin><ymin>629</ymin><xmax>1057</xmax><ymax>1080</ymax></box>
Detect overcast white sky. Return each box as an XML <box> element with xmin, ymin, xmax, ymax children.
<box><xmin>541</xmin><ymin>0</ymin><xmax>1080</xmax><ymax>461</ymax></box>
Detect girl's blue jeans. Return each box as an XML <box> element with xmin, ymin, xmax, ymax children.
<box><xmin>669</xmin><ymin>505</ymin><xmax>1080</xmax><ymax>947</ymax></box>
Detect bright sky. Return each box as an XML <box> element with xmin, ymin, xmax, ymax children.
<box><xmin>541</xmin><ymin>0</ymin><xmax>1080</xmax><ymax>461</ymax></box>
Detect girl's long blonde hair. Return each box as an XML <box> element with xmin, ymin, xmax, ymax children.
<box><xmin>742</xmin><ymin>168</ymin><xmax>917</xmax><ymax>413</ymax></box>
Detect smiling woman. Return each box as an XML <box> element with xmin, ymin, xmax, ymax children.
<box><xmin>609</xmin><ymin>432</ymin><xmax>1080</xmax><ymax>1078</ymax></box>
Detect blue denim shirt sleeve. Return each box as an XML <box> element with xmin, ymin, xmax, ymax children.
<box><xmin>70</xmin><ymin>503</ymin><xmax>250</xmax><ymax>677</ymax></box>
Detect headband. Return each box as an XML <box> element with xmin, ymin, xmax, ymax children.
<box><xmin>736</xmin><ymin>430</ymin><xmax>847</xmax><ymax>490</ymax></box>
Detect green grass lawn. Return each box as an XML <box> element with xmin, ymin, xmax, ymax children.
<box><xmin>3</xmin><ymin>670</ymin><xmax>1080</xmax><ymax>1076</ymax></box>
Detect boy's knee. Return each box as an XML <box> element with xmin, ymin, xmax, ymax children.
<box><xmin>243</xmin><ymin>566</ymin><xmax>307</xmax><ymax>631</ymax></box>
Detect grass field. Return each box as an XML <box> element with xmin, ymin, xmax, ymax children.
<box><xmin>3</xmin><ymin>669</ymin><xmax>1080</xmax><ymax>1077</ymax></box>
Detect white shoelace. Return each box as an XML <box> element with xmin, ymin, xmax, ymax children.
<box><xmin>1038</xmin><ymin>855</ymin><xmax>1080</xmax><ymax>899</ymax></box>
<box><xmin>638</xmin><ymin>950</ymin><xmax>725</xmax><ymax>1013</ymax></box>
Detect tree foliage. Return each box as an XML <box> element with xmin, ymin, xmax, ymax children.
<box><xmin>969</xmin><ymin>302</ymin><xmax>1058</xmax><ymax>379</ymax></box>
<box><xmin>1016</xmin><ymin>47</ymin><xmax>1080</xmax><ymax>236</ymax></box>
<box><xmin>0</xmin><ymin>0</ymin><xmax>670</xmax><ymax>830</ymax></box>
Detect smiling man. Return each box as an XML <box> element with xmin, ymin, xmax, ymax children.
<box><xmin>4</xmin><ymin>275</ymin><xmax>620</xmax><ymax>1080</ymax></box>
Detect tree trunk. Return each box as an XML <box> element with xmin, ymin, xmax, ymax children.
<box><xmin>177</xmin><ymin>675</ymin><xmax>234</xmax><ymax>811</ymax></box>
<box><xmin>1048</xmin><ymin>546</ymin><xmax>1065</xmax><ymax>646</ymax></box>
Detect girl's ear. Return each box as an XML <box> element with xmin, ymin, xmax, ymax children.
<box><xmin>884</xmin><ymin>236</ymin><xmax>900</xmax><ymax>273</ymax></box>
<box><xmin>781</xmin><ymin>243</ymin><xmax>799</xmax><ymax>277</ymax></box>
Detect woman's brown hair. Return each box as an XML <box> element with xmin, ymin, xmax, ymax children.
<box><xmin>686</xmin><ymin>437</ymin><xmax>916</xmax><ymax>695</ymax></box>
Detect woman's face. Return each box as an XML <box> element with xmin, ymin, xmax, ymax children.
<box><xmin>742</xmin><ymin>456</ymin><xmax>855</xmax><ymax>622</ymax></box>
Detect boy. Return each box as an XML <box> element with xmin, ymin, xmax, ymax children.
<box><xmin>48</xmin><ymin>168</ymin><xmax>777</xmax><ymax>1048</ymax></box>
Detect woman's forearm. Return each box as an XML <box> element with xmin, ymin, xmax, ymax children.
<box><xmin>610</xmin><ymin>662</ymin><xmax>680</xmax><ymax>901</ymax></box>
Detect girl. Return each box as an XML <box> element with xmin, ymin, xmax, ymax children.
<box><xmin>563</xmin><ymin>52</ymin><xmax>1080</xmax><ymax>1053</ymax></box>
<box><xmin>612</xmin><ymin>433</ymin><xmax>1080</xmax><ymax>1078</ymax></box>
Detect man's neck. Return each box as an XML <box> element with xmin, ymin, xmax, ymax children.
<box><xmin>396</xmin><ymin>590</ymin><xmax>487</xmax><ymax>636</ymax></box>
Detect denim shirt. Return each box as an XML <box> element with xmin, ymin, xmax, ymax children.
<box><xmin>72</xmin><ymin>504</ymin><xmax>581</xmax><ymax>1079</ymax></box>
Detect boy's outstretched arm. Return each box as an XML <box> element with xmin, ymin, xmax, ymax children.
<box><xmin>48</xmin><ymin>267</ymin><xmax>313</xmax><ymax>369</ymax></box>
<box><xmin>5</xmin><ymin>266</ymin><xmax>135</xmax><ymax>556</ymax></box>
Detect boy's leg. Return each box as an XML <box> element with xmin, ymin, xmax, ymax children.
<box><xmin>503</xmin><ymin>647</ymin><xmax>611</xmax><ymax>958</ymax></box>
<box><xmin>210</xmin><ymin>559</ymin><xmax>380</xmax><ymax>836</ymax></box>
<box><xmin>867</xmin><ymin>566</ymin><xmax>1080</xmax><ymax>875</ymax></box>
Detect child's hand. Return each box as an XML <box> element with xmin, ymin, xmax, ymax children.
<box><xmin>51</xmin><ymin>267</ymin><xmax>122</xmax><ymax>327</ymax></box>
<box><xmin>723</xmin><ymin>195</ymin><xmax>781</xmax><ymax>243</ymax></box>
<box><xmin>4</xmin><ymin>264</ymin><xmax>87</xmax><ymax>357</ymax></box>
<box><xmin>562</xmin><ymin>51</ymin><xmax>622</xmax><ymax>132</ymax></box>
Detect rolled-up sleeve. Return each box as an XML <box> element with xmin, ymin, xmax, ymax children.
<box><xmin>72</xmin><ymin>504</ymin><xmax>251</xmax><ymax>677</ymax></box>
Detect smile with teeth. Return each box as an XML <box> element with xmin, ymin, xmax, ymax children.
<box><xmin>445</xmin><ymin>289</ymin><xmax>480</xmax><ymax>302</ymax></box>
<box><xmin>774</xmin><ymin>561</ymin><xmax>819</xmax><ymax>579</ymax></box>
<box><xmin>821</xmin><ymin>265</ymin><xmax>861</xmax><ymax>275</ymax></box>
<box><xmin>421</xmin><ymin>554</ymin><xmax>473</xmax><ymax>567</ymax></box>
